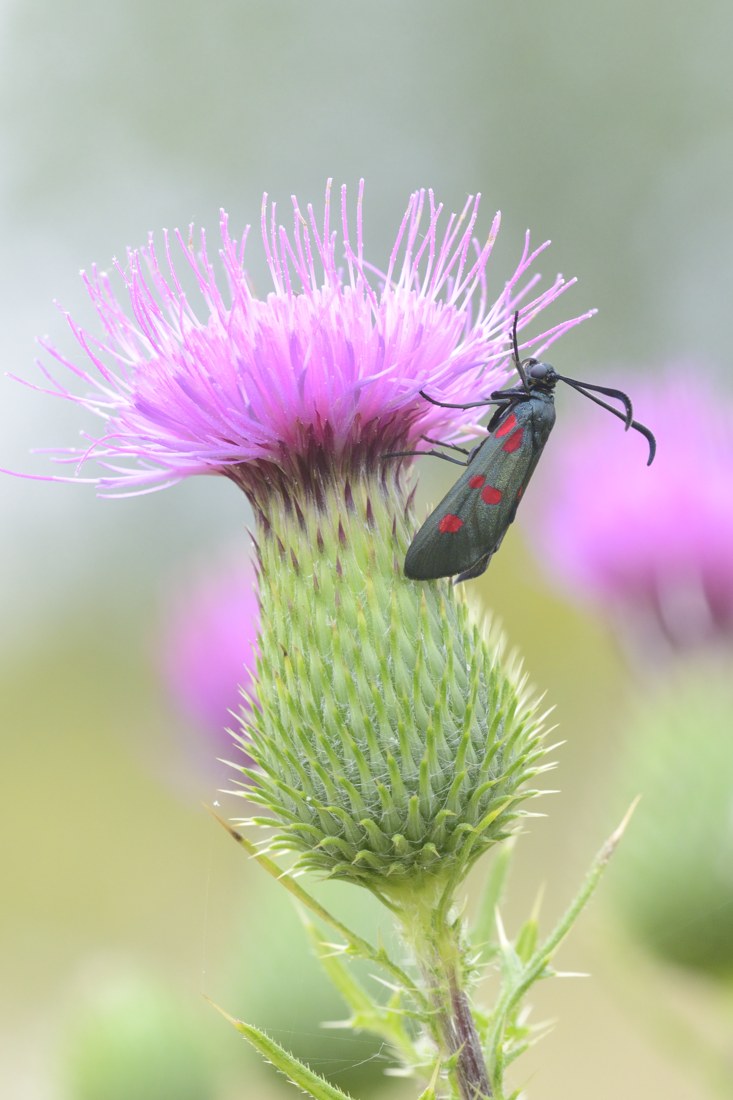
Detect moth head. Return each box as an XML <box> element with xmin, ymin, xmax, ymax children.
<box><xmin>524</xmin><ymin>360</ymin><xmax>558</xmax><ymax>388</ymax></box>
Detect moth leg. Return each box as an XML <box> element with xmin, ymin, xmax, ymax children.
<box><xmin>486</xmin><ymin>401</ymin><xmax>518</xmax><ymax>433</ymax></box>
<box><xmin>452</xmin><ymin>532</ymin><xmax>507</xmax><ymax>585</ymax></box>
<box><xmin>453</xmin><ymin>551</ymin><xmax>493</xmax><ymax>584</ymax></box>
<box><xmin>418</xmin><ymin>389</ymin><xmax>501</xmax><ymax>411</ymax></box>
<box><xmin>420</xmin><ymin>435</ymin><xmax>471</xmax><ymax>455</ymax></box>
<box><xmin>382</xmin><ymin>447</ymin><xmax>469</xmax><ymax>468</ymax></box>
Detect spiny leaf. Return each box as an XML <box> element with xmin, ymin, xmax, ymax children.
<box><xmin>206</xmin><ymin>998</ymin><xmax>356</xmax><ymax>1100</ymax></box>
<box><xmin>207</xmin><ymin>807</ymin><xmax>423</xmax><ymax>1003</ymax></box>
<box><xmin>484</xmin><ymin>802</ymin><xmax>638</xmax><ymax>1094</ymax></box>
<box><xmin>303</xmin><ymin>917</ymin><xmax>421</xmax><ymax>1068</ymax></box>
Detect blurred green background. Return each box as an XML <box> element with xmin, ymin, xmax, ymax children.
<box><xmin>2</xmin><ymin>1</ymin><xmax>732</xmax><ymax>1097</ymax></box>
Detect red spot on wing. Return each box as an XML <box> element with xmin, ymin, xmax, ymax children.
<box><xmin>481</xmin><ymin>485</ymin><xmax>502</xmax><ymax>505</ymax></box>
<box><xmin>469</xmin><ymin>474</ymin><xmax>486</xmax><ymax>489</ymax></box>
<box><xmin>495</xmin><ymin>413</ymin><xmax>517</xmax><ymax>438</ymax></box>
<box><xmin>516</xmin><ymin>486</ymin><xmax>525</xmax><ymax>501</ymax></box>
<box><xmin>502</xmin><ymin>428</ymin><xmax>524</xmax><ymax>454</ymax></box>
<box><xmin>438</xmin><ymin>513</ymin><xmax>463</xmax><ymax>534</ymax></box>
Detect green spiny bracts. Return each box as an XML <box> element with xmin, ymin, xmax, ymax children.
<box><xmin>234</xmin><ymin>468</ymin><xmax>550</xmax><ymax>898</ymax></box>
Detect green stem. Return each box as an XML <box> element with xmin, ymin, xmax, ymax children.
<box><xmin>398</xmin><ymin>881</ymin><xmax>492</xmax><ymax>1100</ymax></box>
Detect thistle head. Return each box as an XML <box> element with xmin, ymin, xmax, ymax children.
<box><xmin>13</xmin><ymin>183</ymin><xmax>589</xmax><ymax>900</ymax></box>
<box><xmin>530</xmin><ymin>371</ymin><xmax>733</xmax><ymax>656</ymax></box>
<box><xmin>19</xmin><ymin>180</ymin><xmax>588</xmax><ymax>505</ymax></box>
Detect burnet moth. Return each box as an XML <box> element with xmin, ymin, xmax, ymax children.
<box><xmin>390</xmin><ymin>313</ymin><xmax>656</xmax><ymax>584</ymax></box>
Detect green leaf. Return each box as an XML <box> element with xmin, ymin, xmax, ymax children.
<box><xmin>208</xmin><ymin>809</ymin><xmax>424</xmax><ymax>1004</ymax></box>
<box><xmin>302</xmin><ymin>917</ymin><xmax>421</xmax><ymax>1068</ymax></box>
<box><xmin>514</xmin><ymin>910</ymin><xmax>540</xmax><ymax>963</ymax></box>
<box><xmin>415</xmin><ymin>1055</ymin><xmax>444</xmax><ymax>1099</ymax></box>
<box><xmin>484</xmin><ymin>802</ymin><xmax>638</xmax><ymax>1095</ymax></box>
<box><xmin>207</xmin><ymin>999</ymin><xmax>356</xmax><ymax>1100</ymax></box>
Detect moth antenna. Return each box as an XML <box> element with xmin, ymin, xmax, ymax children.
<box><xmin>557</xmin><ymin>375</ymin><xmax>633</xmax><ymax>426</ymax></box>
<box><xmin>561</xmin><ymin>379</ymin><xmax>656</xmax><ymax>464</ymax></box>
<box><xmin>632</xmin><ymin>419</ymin><xmax>657</xmax><ymax>465</ymax></box>
<box><xmin>559</xmin><ymin>377</ymin><xmax>632</xmax><ymax>428</ymax></box>
<box><xmin>511</xmin><ymin>310</ymin><xmax>529</xmax><ymax>389</ymax></box>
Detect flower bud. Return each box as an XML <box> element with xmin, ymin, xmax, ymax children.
<box><xmin>612</xmin><ymin>663</ymin><xmax>733</xmax><ymax>975</ymax></box>
<box><xmin>239</xmin><ymin>470</ymin><xmax>550</xmax><ymax>899</ymax></box>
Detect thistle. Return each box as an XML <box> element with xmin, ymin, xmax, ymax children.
<box><xmin>612</xmin><ymin>663</ymin><xmax>733</xmax><ymax>975</ymax></box>
<box><xmin>528</xmin><ymin>371</ymin><xmax>733</xmax><ymax>657</ymax></box>
<box><xmin>11</xmin><ymin>182</ymin><xmax>620</xmax><ymax>1099</ymax></box>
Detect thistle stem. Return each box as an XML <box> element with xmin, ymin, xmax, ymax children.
<box><xmin>398</xmin><ymin>884</ymin><xmax>491</xmax><ymax>1099</ymax></box>
<box><xmin>446</xmin><ymin>980</ymin><xmax>493</xmax><ymax>1100</ymax></box>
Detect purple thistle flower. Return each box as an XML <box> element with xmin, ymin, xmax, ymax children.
<box><xmin>531</xmin><ymin>371</ymin><xmax>733</xmax><ymax>651</ymax></box>
<box><xmin>16</xmin><ymin>181</ymin><xmax>589</xmax><ymax>499</ymax></box>
<box><xmin>157</xmin><ymin>550</ymin><xmax>260</xmax><ymax>760</ymax></box>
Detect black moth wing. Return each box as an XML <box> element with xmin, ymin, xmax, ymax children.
<box><xmin>404</xmin><ymin>393</ymin><xmax>556</xmax><ymax>582</ymax></box>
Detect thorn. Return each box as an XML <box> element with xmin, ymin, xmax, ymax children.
<box><xmin>495</xmin><ymin>907</ymin><xmax>510</xmax><ymax>949</ymax></box>
<box><xmin>601</xmin><ymin>796</ymin><xmax>640</xmax><ymax>863</ymax></box>
<box><xmin>530</xmin><ymin>883</ymin><xmax>545</xmax><ymax>924</ymax></box>
<box><xmin>204</xmin><ymin>802</ymin><xmax>243</xmax><ymax>841</ymax></box>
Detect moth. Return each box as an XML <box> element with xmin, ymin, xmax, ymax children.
<box><xmin>391</xmin><ymin>314</ymin><xmax>656</xmax><ymax>584</ymax></box>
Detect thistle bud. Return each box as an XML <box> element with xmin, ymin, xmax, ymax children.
<box><xmin>612</xmin><ymin>664</ymin><xmax>733</xmax><ymax>975</ymax></box>
<box><xmin>240</xmin><ymin>470</ymin><xmax>549</xmax><ymax>897</ymax></box>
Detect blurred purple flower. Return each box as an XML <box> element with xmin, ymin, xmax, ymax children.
<box><xmin>532</xmin><ymin>372</ymin><xmax>733</xmax><ymax>650</ymax></box>
<box><xmin>158</xmin><ymin>552</ymin><xmax>259</xmax><ymax>761</ymax></box>
<box><xmin>17</xmin><ymin>181</ymin><xmax>589</xmax><ymax>497</ymax></box>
